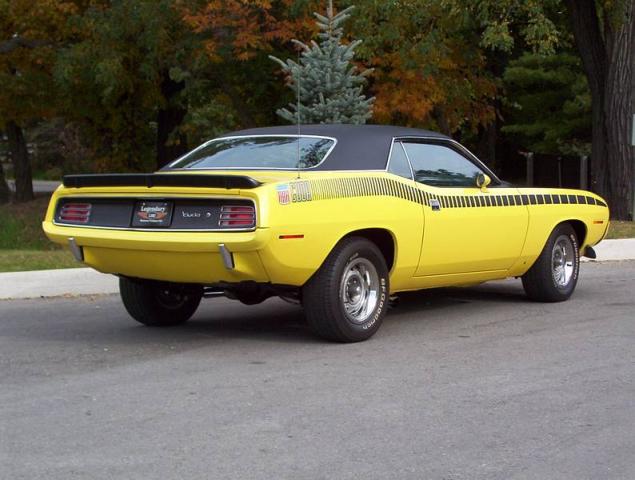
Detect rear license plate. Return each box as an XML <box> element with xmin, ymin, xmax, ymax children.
<box><xmin>132</xmin><ymin>200</ymin><xmax>173</xmax><ymax>227</ymax></box>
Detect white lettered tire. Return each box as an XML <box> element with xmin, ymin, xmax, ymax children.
<box><xmin>522</xmin><ymin>223</ymin><xmax>580</xmax><ymax>302</ymax></box>
<box><xmin>303</xmin><ymin>237</ymin><xmax>389</xmax><ymax>342</ymax></box>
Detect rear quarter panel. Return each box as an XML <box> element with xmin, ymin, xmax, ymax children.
<box><xmin>257</xmin><ymin>173</ymin><xmax>424</xmax><ymax>291</ymax></box>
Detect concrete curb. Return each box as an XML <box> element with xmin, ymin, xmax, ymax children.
<box><xmin>0</xmin><ymin>268</ymin><xmax>118</xmax><ymax>300</ymax></box>
<box><xmin>1</xmin><ymin>238</ymin><xmax>634</xmax><ymax>300</ymax></box>
<box><xmin>581</xmin><ymin>238</ymin><xmax>635</xmax><ymax>262</ymax></box>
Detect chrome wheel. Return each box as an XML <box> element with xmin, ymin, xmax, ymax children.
<box><xmin>552</xmin><ymin>235</ymin><xmax>575</xmax><ymax>287</ymax></box>
<box><xmin>340</xmin><ymin>257</ymin><xmax>380</xmax><ymax>324</ymax></box>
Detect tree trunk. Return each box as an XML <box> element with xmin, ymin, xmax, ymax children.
<box><xmin>156</xmin><ymin>74</ymin><xmax>188</xmax><ymax>169</ymax></box>
<box><xmin>6</xmin><ymin>121</ymin><xmax>34</xmax><ymax>203</ymax></box>
<box><xmin>604</xmin><ymin>5</ymin><xmax>634</xmax><ymax>219</ymax></box>
<box><xmin>475</xmin><ymin>121</ymin><xmax>498</xmax><ymax>171</ymax></box>
<box><xmin>0</xmin><ymin>159</ymin><xmax>10</xmax><ymax>204</ymax></box>
<box><xmin>431</xmin><ymin>105</ymin><xmax>452</xmax><ymax>136</ymax></box>
<box><xmin>566</xmin><ymin>0</ymin><xmax>634</xmax><ymax>220</ymax></box>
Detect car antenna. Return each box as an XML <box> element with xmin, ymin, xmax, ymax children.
<box><xmin>296</xmin><ymin>52</ymin><xmax>301</xmax><ymax>180</ymax></box>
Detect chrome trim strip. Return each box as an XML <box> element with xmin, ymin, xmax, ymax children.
<box><xmin>393</xmin><ymin>136</ymin><xmax>502</xmax><ymax>185</ymax></box>
<box><xmin>52</xmin><ymin>223</ymin><xmax>257</xmax><ymax>233</ymax></box>
<box><xmin>68</xmin><ymin>237</ymin><xmax>84</xmax><ymax>262</ymax></box>
<box><xmin>218</xmin><ymin>244</ymin><xmax>235</xmax><ymax>270</ymax></box>
<box><xmin>166</xmin><ymin>168</ymin><xmax>386</xmax><ymax>173</ymax></box>
<box><xmin>385</xmin><ymin>138</ymin><xmax>396</xmax><ymax>173</ymax></box>
<box><xmin>385</xmin><ymin>138</ymin><xmax>415</xmax><ymax>180</ymax></box>
<box><xmin>56</xmin><ymin>194</ymin><xmax>247</xmax><ymax>199</ymax></box>
<box><xmin>166</xmin><ymin>134</ymin><xmax>338</xmax><ymax>171</ymax></box>
<box><xmin>203</xmin><ymin>289</ymin><xmax>225</xmax><ymax>298</ymax></box>
<box><xmin>400</xmin><ymin>142</ymin><xmax>416</xmax><ymax>180</ymax></box>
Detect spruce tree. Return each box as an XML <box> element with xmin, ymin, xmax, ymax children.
<box><xmin>502</xmin><ymin>53</ymin><xmax>591</xmax><ymax>156</ymax></box>
<box><xmin>270</xmin><ymin>1</ymin><xmax>374</xmax><ymax>124</ymax></box>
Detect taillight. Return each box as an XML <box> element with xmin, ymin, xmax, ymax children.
<box><xmin>219</xmin><ymin>205</ymin><xmax>255</xmax><ymax>228</ymax></box>
<box><xmin>59</xmin><ymin>203</ymin><xmax>92</xmax><ymax>224</ymax></box>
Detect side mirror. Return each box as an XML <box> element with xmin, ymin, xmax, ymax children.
<box><xmin>476</xmin><ymin>173</ymin><xmax>491</xmax><ymax>192</ymax></box>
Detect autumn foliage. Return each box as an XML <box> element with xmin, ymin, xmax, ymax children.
<box><xmin>182</xmin><ymin>0</ymin><xmax>319</xmax><ymax>61</ymax></box>
<box><xmin>0</xmin><ymin>0</ymin><xmax>633</xmax><ymax>219</ymax></box>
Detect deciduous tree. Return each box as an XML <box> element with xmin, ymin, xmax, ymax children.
<box><xmin>55</xmin><ymin>0</ymin><xmax>202</xmax><ymax>171</ymax></box>
<box><xmin>182</xmin><ymin>0</ymin><xmax>319</xmax><ymax>132</ymax></box>
<box><xmin>0</xmin><ymin>0</ymin><xmax>78</xmax><ymax>201</ymax></box>
<box><xmin>0</xmin><ymin>156</ymin><xmax>9</xmax><ymax>203</ymax></box>
<box><xmin>348</xmin><ymin>0</ymin><xmax>563</xmax><ymax>160</ymax></box>
<box><xmin>565</xmin><ymin>0</ymin><xmax>634</xmax><ymax>219</ymax></box>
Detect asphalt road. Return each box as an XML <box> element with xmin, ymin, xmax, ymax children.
<box><xmin>1</xmin><ymin>262</ymin><xmax>634</xmax><ymax>480</ymax></box>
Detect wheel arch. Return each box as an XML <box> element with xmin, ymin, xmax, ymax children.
<box><xmin>341</xmin><ymin>228</ymin><xmax>396</xmax><ymax>272</ymax></box>
<box><xmin>559</xmin><ymin>219</ymin><xmax>587</xmax><ymax>246</ymax></box>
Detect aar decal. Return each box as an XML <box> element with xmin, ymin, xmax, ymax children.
<box><xmin>277</xmin><ymin>181</ymin><xmax>313</xmax><ymax>205</ymax></box>
<box><xmin>277</xmin><ymin>184</ymin><xmax>291</xmax><ymax>205</ymax></box>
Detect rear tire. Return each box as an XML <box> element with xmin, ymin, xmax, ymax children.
<box><xmin>303</xmin><ymin>237</ymin><xmax>389</xmax><ymax>342</ymax></box>
<box><xmin>119</xmin><ymin>278</ymin><xmax>203</xmax><ymax>326</ymax></box>
<box><xmin>522</xmin><ymin>223</ymin><xmax>580</xmax><ymax>302</ymax></box>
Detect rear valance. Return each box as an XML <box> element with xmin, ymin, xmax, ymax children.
<box><xmin>62</xmin><ymin>173</ymin><xmax>261</xmax><ymax>189</ymax></box>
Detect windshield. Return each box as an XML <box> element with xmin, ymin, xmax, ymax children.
<box><xmin>168</xmin><ymin>135</ymin><xmax>336</xmax><ymax>170</ymax></box>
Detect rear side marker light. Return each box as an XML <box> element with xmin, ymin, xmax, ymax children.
<box><xmin>279</xmin><ymin>234</ymin><xmax>304</xmax><ymax>239</ymax></box>
<box><xmin>219</xmin><ymin>205</ymin><xmax>255</xmax><ymax>228</ymax></box>
<box><xmin>59</xmin><ymin>203</ymin><xmax>92</xmax><ymax>224</ymax></box>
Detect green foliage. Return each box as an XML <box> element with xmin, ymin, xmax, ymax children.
<box><xmin>181</xmin><ymin>97</ymin><xmax>239</xmax><ymax>147</ymax></box>
<box><xmin>606</xmin><ymin>221</ymin><xmax>635</xmax><ymax>239</ymax></box>
<box><xmin>54</xmin><ymin>0</ymin><xmax>200</xmax><ymax>171</ymax></box>
<box><xmin>270</xmin><ymin>4</ymin><xmax>374</xmax><ymax>124</ymax></box>
<box><xmin>347</xmin><ymin>0</ymin><xmax>496</xmax><ymax>133</ymax></box>
<box><xmin>0</xmin><ymin>0</ymin><xmax>623</xmax><ymax>193</ymax></box>
<box><xmin>0</xmin><ymin>250</ymin><xmax>79</xmax><ymax>272</ymax></box>
<box><xmin>52</xmin><ymin>0</ymin><xmax>310</xmax><ymax>170</ymax></box>
<box><xmin>0</xmin><ymin>0</ymin><xmax>76</xmax><ymax>127</ymax></box>
<box><xmin>456</xmin><ymin>0</ymin><xmax>562</xmax><ymax>54</ymax></box>
<box><xmin>502</xmin><ymin>53</ymin><xmax>591</xmax><ymax>155</ymax></box>
<box><xmin>0</xmin><ymin>196</ymin><xmax>57</xmax><ymax>250</ymax></box>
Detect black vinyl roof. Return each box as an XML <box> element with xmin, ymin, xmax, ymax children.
<box><xmin>220</xmin><ymin>124</ymin><xmax>450</xmax><ymax>171</ymax></box>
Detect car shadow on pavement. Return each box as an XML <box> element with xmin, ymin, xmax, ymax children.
<box><xmin>183</xmin><ymin>300</ymin><xmax>317</xmax><ymax>343</ymax></box>
<box><xmin>179</xmin><ymin>280</ymin><xmax>531</xmax><ymax>343</ymax></box>
<box><xmin>390</xmin><ymin>281</ymin><xmax>528</xmax><ymax>314</ymax></box>
<box><xmin>2</xmin><ymin>281</ymin><xmax>530</xmax><ymax>349</ymax></box>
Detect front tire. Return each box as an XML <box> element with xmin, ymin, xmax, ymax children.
<box><xmin>303</xmin><ymin>237</ymin><xmax>390</xmax><ymax>342</ymax></box>
<box><xmin>522</xmin><ymin>223</ymin><xmax>580</xmax><ymax>302</ymax></box>
<box><xmin>119</xmin><ymin>278</ymin><xmax>203</xmax><ymax>326</ymax></box>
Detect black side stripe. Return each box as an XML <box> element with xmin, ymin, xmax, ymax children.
<box><xmin>306</xmin><ymin>178</ymin><xmax>607</xmax><ymax>208</ymax></box>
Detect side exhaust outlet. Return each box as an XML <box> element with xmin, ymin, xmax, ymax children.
<box><xmin>218</xmin><ymin>244</ymin><xmax>235</xmax><ymax>270</ymax></box>
<box><xmin>68</xmin><ymin>237</ymin><xmax>84</xmax><ymax>262</ymax></box>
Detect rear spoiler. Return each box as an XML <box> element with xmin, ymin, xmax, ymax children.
<box><xmin>62</xmin><ymin>173</ymin><xmax>261</xmax><ymax>190</ymax></box>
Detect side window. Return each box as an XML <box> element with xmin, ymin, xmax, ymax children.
<box><xmin>403</xmin><ymin>143</ymin><xmax>485</xmax><ymax>187</ymax></box>
<box><xmin>387</xmin><ymin>141</ymin><xmax>413</xmax><ymax>180</ymax></box>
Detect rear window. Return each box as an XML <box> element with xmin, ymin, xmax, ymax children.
<box><xmin>168</xmin><ymin>135</ymin><xmax>336</xmax><ymax>170</ymax></box>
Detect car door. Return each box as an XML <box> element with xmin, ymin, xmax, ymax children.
<box><xmin>384</xmin><ymin>140</ymin><xmax>426</xmax><ymax>286</ymax></box>
<box><xmin>401</xmin><ymin>140</ymin><xmax>529</xmax><ymax>277</ymax></box>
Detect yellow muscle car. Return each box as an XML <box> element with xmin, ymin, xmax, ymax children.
<box><xmin>43</xmin><ymin>125</ymin><xmax>609</xmax><ymax>342</ymax></box>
